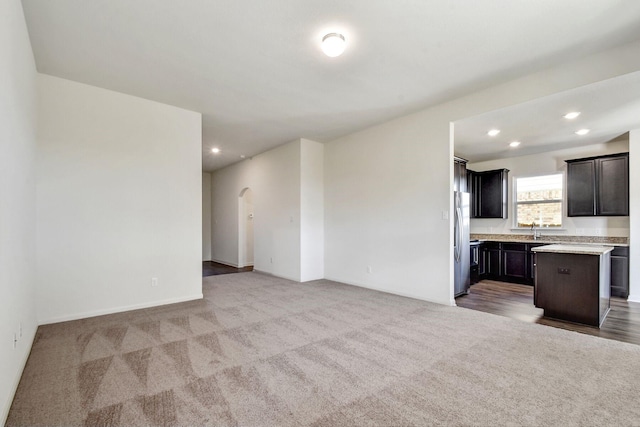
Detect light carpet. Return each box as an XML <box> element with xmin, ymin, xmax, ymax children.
<box><xmin>7</xmin><ymin>272</ymin><xmax>640</xmax><ymax>426</ymax></box>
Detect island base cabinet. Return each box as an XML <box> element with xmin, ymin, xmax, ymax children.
<box><xmin>535</xmin><ymin>252</ymin><xmax>610</xmax><ymax>327</ymax></box>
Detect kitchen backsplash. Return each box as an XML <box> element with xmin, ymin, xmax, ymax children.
<box><xmin>471</xmin><ymin>233</ymin><xmax>628</xmax><ymax>245</ymax></box>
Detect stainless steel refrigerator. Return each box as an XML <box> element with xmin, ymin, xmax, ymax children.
<box><xmin>454</xmin><ymin>191</ymin><xmax>471</xmax><ymax>297</ymax></box>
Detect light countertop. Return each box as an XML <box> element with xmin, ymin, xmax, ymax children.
<box><xmin>531</xmin><ymin>244</ymin><xmax>614</xmax><ymax>255</ymax></box>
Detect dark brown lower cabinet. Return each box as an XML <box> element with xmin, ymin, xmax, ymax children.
<box><xmin>478</xmin><ymin>245</ymin><xmax>487</xmax><ymax>276</ymax></box>
<box><xmin>470</xmin><ymin>242</ymin><xmax>481</xmax><ymax>284</ymax></box>
<box><xmin>476</xmin><ymin>241</ymin><xmax>628</xmax><ymax>297</ymax></box>
<box><xmin>478</xmin><ymin>242</ymin><xmax>529</xmax><ymax>284</ymax></box>
<box><xmin>502</xmin><ymin>243</ymin><xmax>527</xmax><ymax>282</ymax></box>
<box><xmin>484</xmin><ymin>242</ymin><xmax>501</xmax><ymax>279</ymax></box>
<box><xmin>527</xmin><ymin>243</ymin><xmax>546</xmax><ymax>285</ymax></box>
<box><xmin>611</xmin><ymin>246</ymin><xmax>629</xmax><ymax>298</ymax></box>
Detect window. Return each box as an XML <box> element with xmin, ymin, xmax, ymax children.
<box><xmin>515</xmin><ymin>174</ymin><xmax>563</xmax><ymax>228</ymax></box>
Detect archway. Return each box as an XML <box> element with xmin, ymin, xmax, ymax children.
<box><xmin>238</xmin><ymin>187</ymin><xmax>254</xmax><ymax>268</ymax></box>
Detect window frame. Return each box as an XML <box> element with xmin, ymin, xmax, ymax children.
<box><xmin>512</xmin><ymin>172</ymin><xmax>564</xmax><ymax>229</ymax></box>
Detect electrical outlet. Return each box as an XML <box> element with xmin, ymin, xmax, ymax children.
<box><xmin>151</xmin><ymin>277</ymin><xmax>158</xmax><ymax>287</ymax></box>
<box><xmin>270</xmin><ymin>257</ymin><xmax>273</xmax><ymax>264</ymax></box>
<box><xmin>442</xmin><ymin>210</ymin><xmax>449</xmax><ymax>220</ymax></box>
<box><xmin>367</xmin><ymin>266</ymin><xmax>372</xmax><ymax>274</ymax></box>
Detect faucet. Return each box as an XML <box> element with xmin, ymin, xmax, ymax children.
<box><xmin>531</xmin><ymin>222</ymin><xmax>541</xmax><ymax>240</ymax></box>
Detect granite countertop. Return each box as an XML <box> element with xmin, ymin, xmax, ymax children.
<box><xmin>531</xmin><ymin>244</ymin><xmax>614</xmax><ymax>255</ymax></box>
<box><xmin>470</xmin><ymin>233</ymin><xmax>629</xmax><ymax>247</ymax></box>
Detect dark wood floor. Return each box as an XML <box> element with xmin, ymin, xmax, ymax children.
<box><xmin>456</xmin><ymin>280</ymin><xmax>640</xmax><ymax>346</ymax></box>
<box><xmin>203</xmin><ymin>261</ymin><xmax>253</xmax><ymax>277</ymax></box>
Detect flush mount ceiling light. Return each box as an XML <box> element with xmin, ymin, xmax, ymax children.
<box><xmin>564</xmin><ymin>112</ymin><xmax>581</xmax><ymax>119</ymax></box>
<box><xmin>321</xmin><ymin>33</ymin><xmax>346</xmax><ymax>57</ymax></box>
<box><xmin>509</xmin><ymin>141</ymin><xmax>521</xmax><ymax>147</ymax></box>
<box><xmin>575</xmin><ymin>129</ymin><xmax>590</xmax><ymax>136</ymax></box>
<box><xmin>487</xmin><ymin>129</ymin><xmax>501</xmax><ymax>137</ymax></box>
<box><xmin>211</xmin><ymin>147</ymin><xmax>220</xmax><ymax>154</ymax></box>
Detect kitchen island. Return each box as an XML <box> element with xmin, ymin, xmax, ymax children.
<box><xmin>532</xmin><ymin>244</ymin><xmax>613</xmax><ymax>327</ymax></box>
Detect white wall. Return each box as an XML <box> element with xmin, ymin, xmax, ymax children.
<box><xmin>629</xmin><ymin>129</ymin><xmax>640</xmax><ymax>302</ymax></box>
<box><xmin>36</xmin><ymin>74</ymin><xmax>203</xmax><ymax>323</ymax></box>
<box><xmin>324</xmin><ymin>40</ymin><xmax>640</xmax><ymax>306</ymax></box>
<box><xmin>325</xmin><ymin>109</ymin><xmax>452</xmax><ymax>304</ymax></box>
<box><xmin>300</xmin><ymin>139</ymin><xmax>324</xmax><ymax>281</ymax></box>
<box><xmin>210</xmin><ymin>166</ymin><xmax>241</xmax><ymax>267</ymax></box>
<box><xmin>0</xmin><ymin>0</ymin><xmax>38</xmax><ymax>422</ymax></box>
<box><xmin>202</xmin><ymin>172</ymin><xmax>212</xmax><ymax>261</ymax></box>
<box><xmin>211</xmin><ymin>140</ymin><xmax>302</xmax><ymax>280</ymax></box>
<box><xmin>467</xmin><ymin>137</ymin><xmax>630</xmax><ymax>238</ymax></box>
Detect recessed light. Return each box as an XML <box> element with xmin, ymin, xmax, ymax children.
<box><xmin>211</xmin><ymin>147</ymin><xmax>220</xmax><ymax>154</ymax></box>
<box><xmin>240</xmin><ymin>155</ymin><xmax>246</xmax><ymax>159</ymax></box>
<box><xmin>487</xmin><ymin>129</ymin><xmax>501</xmax><ymax>137</ymax></box>
<box><xmin>509</xmin><ymin>141</ymin><xmax>521</xmax><ymax>147</ymax></box>
<box><xmin>564</xmin><ymin>112</ymin><xmax>581</xmax><ymax>119</ymax></box>
<box><xmin>575</xmin><ymin>129</ymin><xmax>590</xmax><ymax>136</ymax></box>
<box><xmin>321</xmin><ymin>33</ymin><xmax>346</xmax><ymax>57</ymax></box>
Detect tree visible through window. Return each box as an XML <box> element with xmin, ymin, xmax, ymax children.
<box><xmin>515</xmin><ymin>174</ymin><xmax>563</xmax><ymax>228</ymax></box>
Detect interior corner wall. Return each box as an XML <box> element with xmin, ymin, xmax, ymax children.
<box><xmin>36</xmin><ymin>74</ymin><xmax>203</xmax><ymax>324</ymax></box>
<box><xmin>324</xmin><ymin>40</ymin><xmax>640</xmax><ymax>306</ymax></box>
<box><xmin>629</xmin><ymin>129</ymin><xmax>640</xmax><ymax>303</ymax></box>
<box><xmin>211</xmin><ymin>140</ymin><xmax>302</xmax><ymax>280</ymax></box>
<box><xmin>202</xmin><ymin>172</ymin><xmax>213</xmax><ymax>261</ymax></box>
<box><xmin>0</xmin><ymin>0</ymin><xmax>39</xmax><ymax>422</ymax></box>
<box><xmin>300</xmin><ymin>139</ymin><xmax>324</xmax><ymax>282</ymax></box>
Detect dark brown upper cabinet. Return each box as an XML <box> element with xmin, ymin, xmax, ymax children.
<box><xmin>566</xmin><ymin>152</ymin><xmax>628</xmax><ymax>217</ymax></box>
<box><xmin>469</xmin><ymin>168</ymin><xmax>509</xmax><ymax>219</ymax></box>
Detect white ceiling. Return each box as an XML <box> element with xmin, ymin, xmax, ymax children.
<box><xmin>21</xmin><ymin>0</ymin><xmax>640</xmax><ymax>171</ymax></box>
<box><xmin>455</xmin><ymin>71</ymin><xmax>640</xmax><ymax>163</ymax></box>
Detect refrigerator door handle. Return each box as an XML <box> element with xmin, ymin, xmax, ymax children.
<box><xmin>454</xmin><ymin>191</ymin><xmax>471</xmax><ymax>297</ymax></box>
<box><xmin>454</xmin><ymin>206</ymin><xmax>462</xmax><ymax>262</ymax></box>
<box><xmin>454</xmin><ymin>194</ymin><xmax>458</xmax><ymax>261</ymax></box>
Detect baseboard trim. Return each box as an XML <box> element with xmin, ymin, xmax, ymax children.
<box><xmin>210</xmin><ymin>258</ymin><xmax>239</xmax><ymax>268</ymax></box>
<box><xmin>628</xmin><ymin>294</ymin><xmax>640</xmax><ymax>303</ymax></box>
<box><xmin>38</xmin><ymin>293</ymin><xmax>204</xmax><ymax>325</ymax></box>
<box><xmin>324</xmin><ymin>276</ymin><xmax>454</xmax><ymax>306</ymax></box>
<box><xmin>253</xmin><ymin>269</ymin><xmax>300</xmax><ymax>282</ymax></box>
<box><xmin>1</xmin><ymin>326</ymin><xmax>37</xmax><ymax>425</ymax></box>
